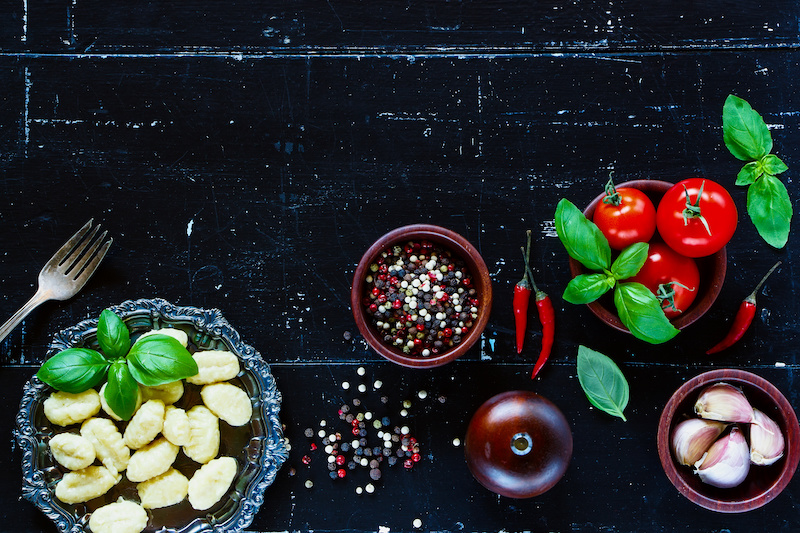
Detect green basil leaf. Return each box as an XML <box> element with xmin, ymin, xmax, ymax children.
<box><xmin>761</xmin><ymin>154</ymin><xmax>788</xmax><ymax>176</ymax></box>
<box><xmin>614</xmin><ymin>282</ymin><xmax>679</xmax><ymax>344</ymax></box>
<box><xmin>576</xmin><ymin>345</ymin><xmax>629</xmax><ymax>421</ymax></box>
<box><xmin>555</xmin><ymin>198</ymin><xmax>611</xmax><ymax>271</ymax></box>
<box><xmin>105</xmin><ymin>361</ymin><xmax>139</xmax><ymax>421</ymax></box>
<box><xmin>97</xmin><ymin>309</ymin><xmax>131</xmax><ymax>360</ymax></box>
<box><xmin>563</xmin><ymin>273</ymin><xmax>614</xmax><ymax>304</ymax></box>
<box><xmin>736</xmin><ymin>161</ymin><xmax>762</xmax><ymax>186</ymax></box>
<box><xmin>127</xmin><ymin>334</ymin><xmax>198</xmax><ymax>386</ymax></box>
<box><xmin>36</xmin><ymin>348</ymin><xmax>109</xmax><ymax>393</ymax></box>
<box><xmin>748</xmin><ymin>174</ymin><xmax>792</xmax><ymax>249</ymax></box>
<box><xmin>723</xmin><ymin>94</ymin><xmax>772</xmax><ymax>161</ymax></box>
<box><xmin>610</xmin><ymin>242</ymin><xmax>649</xmax><ymax>280</ymax></box>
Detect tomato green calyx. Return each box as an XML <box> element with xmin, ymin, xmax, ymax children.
<box><xmin>602</xmin><ymin>175</ymin><xmax>622</xmax><ymax>207</ymax></box>
<box><xmin>682</xmin><ymin>181</ymin><xmax>712</xmax><ymax>236</ymax></box>
<box><xmin>657</xmin><ymin>281</ymin><xmax>695</xmax><ymax>314</ymax></box>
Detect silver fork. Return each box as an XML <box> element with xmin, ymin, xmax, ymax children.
<box><xmin>0</xmin><ymin>220</ymin><xmax>113</xmax><ymax>343</ymax></box>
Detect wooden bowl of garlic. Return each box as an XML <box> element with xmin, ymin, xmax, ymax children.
<box><xmin>657</xmin><ymin>369</ymin><xmax>800</xmax><ymax>512</ymax></box>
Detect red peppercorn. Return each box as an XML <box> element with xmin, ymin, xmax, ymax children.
<box><xmin>404</xmin><ymin>244</ymin><xmax>414</xmax><ymax>254</ymax></box>
<box><xmin>403</xmin><ymin>459</ymin><xmax>414</xmax><ymax>469</ymax></box>
<box><xmin>443</xmin><ymin>328</ymin><xmax>453</xmax><ymax>338</ymax></box>
<box><xmin>413</xmin><ymin>338</ymin><xmax>422</xmax><ymax>346</ymax></box>
<box><xmin>310</xmin><ymin>443</ymin><xmax>317</xmax><ymax>451</ymax></box>
<box><xmin>302</xmin><ymin>455</ymin><xmax>312</xmax><ymax>465</ymax></box>
<box><xmin>412</xmin><ymin>453</ymin><xmax>421</xmax><ymax>462</ymax></box>
<box><xmin>371</xmin><ymin>287</ymin><xmax>381</xmax><ymax>296</ymax></box>
<box><xmin>377</xmin><ymin>294</ymin><xmax>387</xmax><ymax>304</ymax></box>
<box><xmin>448</xmin><ymin>264</ymin><xmax>455</xmax><ymax>271</ymax></box>
<box><xmin>439</xmin><ymin>293</ymin><xmax>449</xmax><ymax>302</ymax></box>
<box><xmin>392</xmin><ymin>300</ymin><xmax>402</xmax><ymax>309</ymax></box>
<box><xmin>336</xmin><ymin>455</ymin><xmax>346</xmax><ymax>465</ymax></box>
<box><xmin>337</xmin><ymin>469</ymin><xmax>346</xmax><ymax>478</ymax></box>
<box><xmin>369</xmin><ymin>303</ymin><xmax>378</xmax><ymax>313</ymax></box>
<box><xmin>415</xmin><ymin>324</ymin><xmax>425</xmax><ymax>331</ymax></box>
<box><xmin>461</xmin><ymin>326</ymin><xmax>469</xmax><ymax>335</ymax></box>
<box><xmin>462</xmin><ymin>278</ymin><xmax>472</xmax><ymax>287</ymax></box>
<box><xmin>352</xmin><ymin>427</ymin><xmax>360</xmax><ymax>435</ymax></box>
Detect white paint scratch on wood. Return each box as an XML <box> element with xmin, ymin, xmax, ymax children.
<box><xmin>23</xmin><ymin>66</ymin><xmax>31</xmax><ymax>153</ymax></box>
<box><xmin>541</xmin><ymin>220</ymin><xmax>558</xmax><ymax>238</ymax></box>
<box><xmin>187</xmin><ymin>219</ymin><xmax>194</xmax><ymax>237</ymax></box>
<box><xmin>21</xmin><ymin>0</ymin><xmax>27</xmax><ymax>42</ymax></box>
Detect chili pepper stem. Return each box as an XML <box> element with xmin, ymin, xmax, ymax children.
<box><xmin>745</xmin><ymin>261</ymin><xmax>782</xmax><ymax>304</ymax></box>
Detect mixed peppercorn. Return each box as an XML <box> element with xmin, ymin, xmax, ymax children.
<box><xmin>362</xmin><ymin>240</ymin><xmax>480</xmax><ymax>357</ymax></box>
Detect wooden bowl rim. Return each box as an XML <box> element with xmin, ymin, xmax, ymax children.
<box><xmin>656</xmin><ymin>369</ymin><xmax>800</xmax><ymax>512</ymax></box>
<box><xmin>568</xmin><ymin>179</ymin><xmax>727</xmax><ymax>333</ymax></box>
<box><xmin>351</xmin><ymin>224</ymin><xmax>493</xmax><ymax>368</ymax></box>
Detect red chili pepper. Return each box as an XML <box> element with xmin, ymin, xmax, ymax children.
<box><xmin>515</xmin><ymin>231</ymin><xmax>555</xmax><ymax>378</ymax></box>
<box><xmin>514</xmin><ymin>232</ymin><xmax>534</xmax><ymax>354</ymax></box>
<box><xmin>706</xmin><ymin>261</ymin><xmax>781</xmax><ymax>355</ymax></box>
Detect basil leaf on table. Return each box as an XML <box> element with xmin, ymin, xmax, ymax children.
<box><xmin>576</xmin><ymin>345</ymin><xmax>629</xmax><ymax>421</ymax></box>
<box><xmin>563</xmin><ymin>273</ymin><xmax>615</xmax><ymax>304</ymax></box>
<box><xmin>736</xmin><ymin>161</ymin><xmax>762</xmax><ymax>186</ymax></box>
<box><xmin>127</xmin><ymin>334</ymin><xmax>198</xmax><ymax>386</ymax></box>
<box><xmin>614</xmin><ymin>282</ymin><xmax>679</xmax><ymax>344</ymax></box>
<box><xmin>36</xmin><ymin>348</ymin><xmax>109</xmax><ymax>393</ymax></box>
<box><xmin>610</xmin><ymin>242</ymin><xmax>649</xmax><ymax>280</ymax></box>
<box><xmin>748</xmin><ymin>174</ymin><xmax>792</xmax><ymax>248</ymax></box>
<box><xmin>97</xmin><ymin>309</ymin><xmax>131</xmax><ymax>360</ymax></box>
<box><xmin>761</xmin><ymin>154</ymin><xmax>788</xmax><ymax>176</ymax></box>
<box><xmin>105</xmin><ymin>361</ymin><xmax>139</xmax><ymax>421</ymax></box>
<box><xmin>555</xmin><ymin>198</ymin><xmax>611</xmax><ymax>272</ymax></box>
<box><xmin>723</xmin><ymin>94</ymin><xmax>772</xmax><ymax>161</ymax></box>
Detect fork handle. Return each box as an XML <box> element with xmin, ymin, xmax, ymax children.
<box><xmin>0</xmin><ymin>288</ymin><xmax>52</xmax><ymax>344</ymax></box>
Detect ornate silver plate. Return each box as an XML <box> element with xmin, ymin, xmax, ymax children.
<box><xmin>15</xmin><ymin>298</ymin><xmax>288</xmax><ymax>532</ymax></box>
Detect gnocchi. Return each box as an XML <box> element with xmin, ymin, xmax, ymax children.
<box><xmin>186</xmin><ymin>350</ymin><xmax>239</xmax><ymax>385</ymax></box>
<box><xmin>201</xmin><ymin>382</ymin><xmax>252</xmax><ymax>426</ymax></box>
<box><xmin>126</xmin><ymin>437</ymin><xmax>179</xmax><ymax>483</ymax></box>
<box><xmin>137</xmin><ymin>468</ymin><xmax>189</xmax><ymax>509</ymax></box>
<box><xmin>162</xmin><ymin>405</ymin><xmax>191</xmax><ymax>446</ymax></box>
<box><xmin>183</xmin><ymin>405</ymin><xmax>220</xmax><ymax>464</ymax></box>
<box><xmin>137</xmin><ymin>327</ymin><xmax>189</xmax><ymax>347</ymax></box>
<box><xmin>88</xmin><ymin>498</ymin><xmax>148</xmax><ymax>533</ymax></box>
<box><xmin>55</xmin><ymin>465</ymin><xmax>119</xmax><ymax>504</ymax></box>
<box><xmin>99</xmin><ymin>382</ymin><xmax>142</xmax><ymax>421</ymax></box>
<box><xmin>123</xmin><ymin>399</ymin><xmax>165</xmax><ymax>450</ymax></box>
<box><xmin>43</xmin><ymin>389</ymin><xmax>101</xmax><ymax>426</ymax></box>
<box><xmin>49</xmin><ymin>433</ymin><xmax>96</xmax><ymax>471</ymax></box>
<box><xmin>141</xmin><ymin>380</ymin><xmax>184</xmax><ymax>405</ymax></box>
<box><xmin>187</xmin><ymin>456</ymin><xmax>237</xmax><ymax>511</ymax></box>
<box><xmin>80</xmin><ymin>417</ymin><xmax>130</xmax><ymax>474</ymax></box>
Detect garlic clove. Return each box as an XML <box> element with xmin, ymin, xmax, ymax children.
<box><xmin>750</xmin><ymin>409</ymin><xmax>785</xmax><ymax>466</ymax></box>
<box><xmin>694</xmin><ymin>382</ymin><xmax>755</xmax><ymax>424</ymax></box>
<box><xmin>671</xmin><ymin>418</ymin><xmax>727</xmax><ymax>466</ymax></box>
<box><xmin>695</xmin><ymin>426</ymin><xmax>751</xmax><ymax>489</ymax></box>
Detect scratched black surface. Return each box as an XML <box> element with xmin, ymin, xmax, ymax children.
<box><xmin>2</xmin><ymin>1</ymin><xmax>800</xmax><ymax>532</ymax></box>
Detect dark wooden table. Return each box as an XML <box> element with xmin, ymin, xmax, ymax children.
<box><xmin>2</xmin><ymin>2</ymin><xmax>800</xmax><ymax>531</ymax></box>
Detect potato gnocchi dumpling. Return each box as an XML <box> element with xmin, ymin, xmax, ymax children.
<box><xmin>141</xmin><ymin>380</ymin><xmax>184</xmax><ymax>405</ymax></box>
<box><xmin>183</xmin><ymin>405</ymin><xmax>220</xmax><ymax>464</ymax></box>
<box><xmin>187</xmin><ymin>456</ymin><xmax>237</xmax><ymax>511</ymax></box>
<box><xmin>99</xmin><ymin>382</ymin><xmax>143</xmax><ymax>421</ymax></box>
<box><xmin>88</xmin><ymin>498</ymin><xmax>148</xmax><ymax>533</ymax></box>
<box><xmin>49</xmin><ymin>433</ymin><xmax>96</xmax><ymax>471</ymax></box>
<box><xmin>55</xmin><ymin>465</ymin><xmax>119</xmax><ymax>504</ymax></box>
<box><xmin>80</xmin><ymin>417</ymin><xmax>130</xmax><ymax>474</ymax></box>
<box><xmin>44</xmin><ymin>389</ymin><xmax>101</xmax><ymax>427</ymax></box>
<box><xmin>162</xmin><ymin>405</ymin><xmax>191</xmax><ymax>446</ymax></box>
<box><xmin>137</xmin><ymin>327</ymin><xmax>189</xmax><ymax>347</ymax></box>
<box><xmin>200</xmin><ymin>382</ymin><xmax>252</xmax><ymax>427</ymax></box>
<box><xmin>126</xmin><ymin>437</ymin><xmax>179</xmax><ymax>483</ymax></box>
<box><xmin>123</xmin><ymin>399</ymin><xmax>165</xmax><ymax>450</ymax></box>
<box><xmin>186</xmin><ymin>350</ymin><xmax>239</xmax><ymax>385</ymax></box>
<box><xmin>137</xmin><ymin>467</ymin><xmax>189</xmax><ymax>509</ymax></box>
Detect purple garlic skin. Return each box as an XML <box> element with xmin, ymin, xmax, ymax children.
<box><xmin>750</xmin><ymin>409</ymin><xmax>785</xmax><ymax>466</ymax></box>
<box><xmin>695</xmin><ymin>426</ymin><xmax>751</xmax><ymax>489</ymax></box>
<box><xmin>671</xmin><ymin>418</ymin><xmax>727</xmax><ymax>466</ymax></box>
<box><xmin>694</xmin><ymin>383</ymin><xmax>755</xmax><ymax>424</ymax></box>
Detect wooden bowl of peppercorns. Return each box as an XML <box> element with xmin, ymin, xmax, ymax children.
<box><xmin>351</xmin><ymin>224</ymin><xmax>492</xmax><ymax>368</ymax></box>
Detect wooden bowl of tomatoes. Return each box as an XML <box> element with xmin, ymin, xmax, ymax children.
<box><xmin>569</xmin><ymin>179</ymin><xmax>730</xmax><ymax>333</ymax></box>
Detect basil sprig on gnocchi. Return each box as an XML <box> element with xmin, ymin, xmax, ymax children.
<box><xmin>36</xmin><ymin>309</ymin><xmax>198</xmax><ymax>421</ymax></box>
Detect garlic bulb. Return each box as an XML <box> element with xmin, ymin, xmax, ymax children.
<box><xmin>750</xmin><ymin>409</ymin><xmax>785</xmax><ymax>466</ymax></box>
<box><xmin>694</xmin><ymin>383</ymin><xmax>755</xmax><ymax>424</ymax></box>
<box><xmin>671</xmin><ymin>418</ymin><xmax>727</xmax><ymax>466</ymax></box>
<box><xmin>695</xmin><ymin>426</ymin><xmax>751</xmax><ymax>489</ymax></box>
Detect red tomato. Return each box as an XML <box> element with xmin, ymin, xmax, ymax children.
<box><xmin>629</xmin><ymin>242</ymin><xmax>700</xmax><ymax>319</ymax></box>
<box><xmin>656</xmin><ymin>178</ymin><xmax>737</xmax><ymax>258</ymax></box>
<box><xmin>593</xmin><ymin>188</ymin><xmax>657</xmax><ymax>250</ymax></box>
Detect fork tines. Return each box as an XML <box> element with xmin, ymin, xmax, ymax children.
<box><xmin>51</xmin><ymin>219</ymin><xmax>113</xmax><ymax>280</ymax></box>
